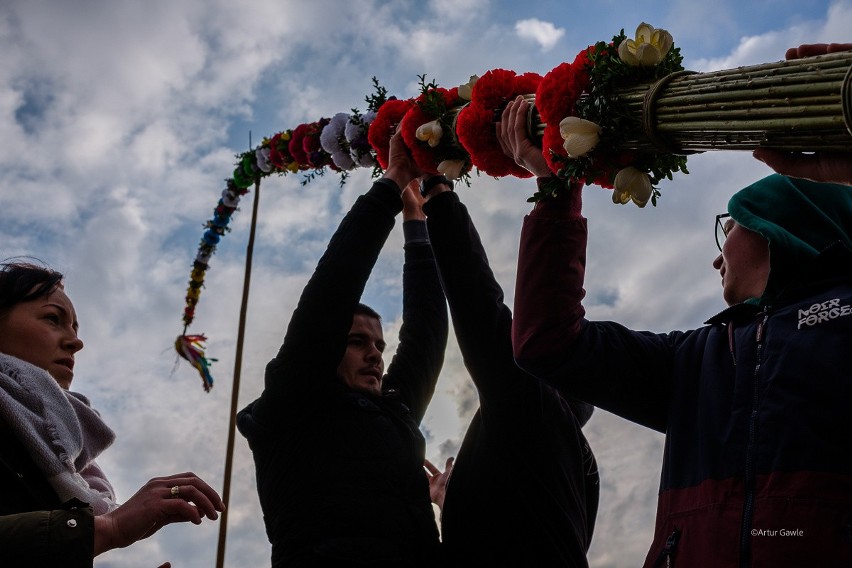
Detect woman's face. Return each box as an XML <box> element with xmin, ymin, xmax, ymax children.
<box><xmin>0</xmin><ymin>286</ymin><xmax>83</xmax><ymax>389</ymax></box>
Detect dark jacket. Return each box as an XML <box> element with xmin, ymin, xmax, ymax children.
<box><xmin>0</xmin><ymin>416</ymin><xmax>96</xmax><ymax>567</ymax></box>
<box><xmin>513</xmin><ymin>177</ymin><xmax>852</xmax><ymax>567</ymax></box>
<box><xmin>237</xmin><ymin>180</ymin><xmax>448</xmax><ymax>567</ymax></box>
<box><xmin>424</xmin><ymin>191</ymin><xmax>598</xmax><ymax>567</ymax></box>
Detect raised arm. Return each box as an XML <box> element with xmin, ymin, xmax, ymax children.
<box><xmin>494</xmin><ymin>96</ymin><xmax>586</xmax><ymax>369</ymax></box>
<box><xmin>248</xmin><ymin>132</ymin><xmax>420</xmax><ymax>423</ymax></box>
<box><xmin>383</xmin><ymin>183</ymin><xmax>448</xmax><ymax>423</ymax></box>
<box><xmin>503</xmin><ymin>97</ymin><xmax>671</xmax><ymax>431</ymax></box>
<box><xmin>422</xmin><ymin>188</ymin><xmax>518</xmax><ymax>401</ymax></box>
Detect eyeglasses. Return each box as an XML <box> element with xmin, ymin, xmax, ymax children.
<box><xmin>715</xmin><ymin>213</ymin><xmax>731</xmax><ymax>252</ymax></box>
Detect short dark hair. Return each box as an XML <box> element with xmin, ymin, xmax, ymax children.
<box><xmin>353</xmin><ymin>302</ymin><xmax>381</xmax><ymax>322</ymax></box>
<box><xmin>0</xmin><ymin>260</ymin><xmax>64</xmax><ymax>320</ymax></box>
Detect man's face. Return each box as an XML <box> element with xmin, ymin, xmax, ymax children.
<box><xmin>713</xmin><ymin>219</ymin><xmax>771</xmax><ymax>306</ymax></box>
<box><xmin>336</xmin><ymin>314</ymin><xmax>385</xmax><ymax>396</ymax></box>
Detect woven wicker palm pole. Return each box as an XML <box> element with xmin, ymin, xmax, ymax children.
<box><xmin>532</xmin><ymin>51</ymin><xmax>852</xmax><ymax>154</ymax></box>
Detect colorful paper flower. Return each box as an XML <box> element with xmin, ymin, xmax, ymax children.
<box><xmin>267</xmin><ymin>130</ymin><xmax>300</xmax><ymax>173</ymax></box>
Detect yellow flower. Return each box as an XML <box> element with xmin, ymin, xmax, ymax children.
<box><xmin>618</xmin><ymin>22</ymin><xmax>673</xmax><ymax>67</ymax></box>
<box><xmin>438</xmin><ymin>159</ymin><xmax>467</xmax><ymax>180</ymax></box>
<box><xmin>613</xmin><ymin>167</ymin><xmax>653</xmax><ymax>207</ymax></box>
<box><xmin>457</xmin><ymin>75</ymin><xmax>479</xmax><ymax>101</ymax></box>
<box><xmin>559</xmin><ymin>116</ymin><xmax>601</xmax><ymax>158</ymax></box>
<box><xmin>416</xmin><ymin>120</ymin><xmax>443</xmax><ymax>147</ymax></box>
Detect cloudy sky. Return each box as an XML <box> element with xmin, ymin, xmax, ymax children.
<box><xmin>2</xmin><ymin>1</ymin><xmax>850</xmax><ymax>566</ymax></box>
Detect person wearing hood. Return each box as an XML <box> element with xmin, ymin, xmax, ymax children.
<box><xmin>499</xmin><ymin>95</ymin><xmax>852</xmax><ymax>567</ymax></box>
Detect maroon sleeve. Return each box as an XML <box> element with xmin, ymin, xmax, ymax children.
<box><xmin>512</xmin><ymin>180</ymin><xmax>588</xmax><ymax>370</ymax></box>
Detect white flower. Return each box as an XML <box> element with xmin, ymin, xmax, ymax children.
<box><xmin>613</xmin><ymin>167</ymin><xmax>653</xmax><ymax>207</ymax></box>
<box><xmin>416</xmin><ymin>120</ymin><xmax>443</xmax><ymax>147</ymax></box>
<box><xmin>347</xmin><ymin>110</ymin><xmax>377</xmax><ymax>167</ymax></box>
<box><xmin>255</xmin><ymin>147</ymin><xmax>272</xmax><ymax>173</ymax></box>
<box><xmin>319</xmin><ymin>113</ymin><xmax>356</xmax><ymax>170</ymax></box>
<box><xmin>617</xmin><ymin>23</ymin><xmax>673</xmax><ymax>67</ymax></box>
<box><xmin>457</xmin><ymin>75</ymin><xmax>479</xmax><ymax>101</ymax></box>
<box><xmin>559</xmin><ymin>116</ymin><xmax>601</xmax><ymax>158</ymax></box>
<box><xmin>345</xmin><ymin>110</ymin><xmax>374</xmax><ymax>142</ymax></box>
<box><xmin>221</xmin><ymin>187</ymin><xmax>240</xmax><ymax>208</ymax></box>
<box><xmin>437</xmin><ymin>159</ymin><xmax>466</xmax><ymax>180</ymax></box>
<box><xmin>331</xmin><ymin>150</ymin><xmax>355</xmax><ymax>170</ymax></box>
<box><xmin>320</xmin><ymin>113</ymin><xmax>349</xmax><ymax>154</ymax></box>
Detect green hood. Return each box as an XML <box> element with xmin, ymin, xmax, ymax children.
<box><xmin>728</xmin><ymin>174</ymin><xmax>852</xmax><ymax>305</ymax></box>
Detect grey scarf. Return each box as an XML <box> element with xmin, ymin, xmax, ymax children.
<box><xmin>0</xmin><ymin>353</ymin><xmax>117</xmax><ymax>514</ymax></box>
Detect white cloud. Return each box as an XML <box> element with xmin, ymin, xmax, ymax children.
<box><xmin>1</xmin><ymin>1</ymin><xmax>848</xmax><ymax>567</ymax></box>
<box><xmin>514</xmin><ymin>18</ymin><xmax>565</xmax><ymax>52</ymax></box>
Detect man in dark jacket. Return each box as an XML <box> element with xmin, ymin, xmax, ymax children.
<box><xmin>501</xmin><ymin>95</ymin><xmax>852</xmax><ymax>567</ymax></box>
<box><xmin>237</xmin><ymin>131</ymin><xmax>448</xmax><ymax>567</ymax></box>
<box><xmin>420</xmin><ymin>178</ymin><xmax>599</xmax><ymax>567</ymax></box>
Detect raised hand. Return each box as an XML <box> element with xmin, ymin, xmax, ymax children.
<box><xmin>385</xmin><ymin>128</ymin><xmax>424</xmax><ymax>191</ymax></box>
<box><xmin>497</xmin><ymin>96</ymin><xmax>553</xmax><ymax>178</ymax></box>
<box><xmin>424</xmin><ymin>457</ymin><xmax>454</xmax><ymax>511</ymax></box>
<box><xmin>402</xmin><ymin>178</ymin><xmax>427</xmax><ymax>221</ymax></box>
<box><xmin>752</xmin><ymin>43</ymin><xmax>852</xmax><ymax>185</ymax></box>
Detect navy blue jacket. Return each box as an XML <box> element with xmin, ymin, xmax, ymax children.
<box><xmin>514</xmin><ymin>204</ymin><xmax>852</xmax><ymax>567</ymax></box>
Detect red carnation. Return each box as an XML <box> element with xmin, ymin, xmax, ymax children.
<box><xmin>368</xmin><ymin>98</ymin><xmax>415</xmax><ymax>169</ymax></box>
<box><xmin>456</xmin><ymin>69</ymin><xmax>541</xmax><ymax>178</ymax></box>
<box><xmin>302</xmin><ymin>118</ymin><xmax>333</xmax><ymax>169</ymax></box>
<box><xmin>399</xmin><ymin>87</ymin><xmax>469</xmax><ymax>175</ymax></box>
<box><xmin>541</xmin><ymin>124</ymin><xmax>568</xmax><ymax>177</ymax></box>
<box><xmin>267</xmin><ymin>131</ymin><xmax>295</xmax><ymax>171</ymax></box>
<box><xmin>289</xmin><ymin>124</ymin><xmax>311</xmax><ymax>168</ymax></box>
<box><xmin>470</xmin><ymin>68</ymin><xmax>517</xmax><ymax>109</ymax></box>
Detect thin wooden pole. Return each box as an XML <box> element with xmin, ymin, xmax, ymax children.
<box><xmin>215</xmin><ymin>178</ymin><xmax>261</xmax><ymax>568</ymax></box>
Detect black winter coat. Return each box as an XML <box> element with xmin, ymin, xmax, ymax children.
<box><xmin>237</xmin><ymin>180</ymin><xmax>448</xmax><ymax>567</ymax></box>
<box><xmin>0</xmin><ymin>416</ymin><xmax>96</xmax><ymax>567</ymax></box>
<box><xmin>424</xmin><ymin>192</ymin><xmax>599</xmax><ymax>568</ymax></box>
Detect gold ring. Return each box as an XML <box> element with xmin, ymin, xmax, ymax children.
<box><xmin>170</xmin><ymin>485</ymin><xmax>180</xmax><ymax>497</ymax></box>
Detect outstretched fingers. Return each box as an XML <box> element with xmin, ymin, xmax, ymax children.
<box><xmin>786</xmin><ymin>43</ymin><xmax>852</xmax><ymax>59</ymax></box>
<box><xmin>158</xmin><ymin>472</ymin><xmax>226</xmax><ymax>521</ymax></box>
<box><xmin>497</xmin><ymin>96</ymin><xmax>552</xmax><ymax>178</ymax></box>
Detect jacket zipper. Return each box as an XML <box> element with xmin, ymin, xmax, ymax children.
<box><xmin>739</xmin><ymin>309</ymin><xmax>769</xmax><ymax>568</ymax></box>
<box><xmin>655</xmin><ymin>528</ymin><xmax>680</xmax><ymax>567</ymax></box>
